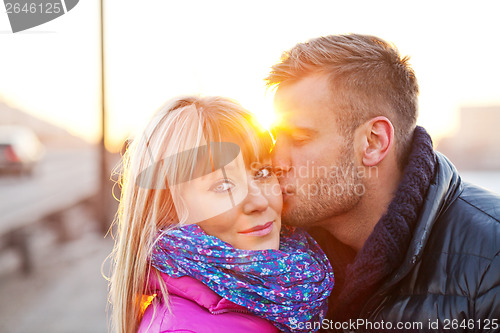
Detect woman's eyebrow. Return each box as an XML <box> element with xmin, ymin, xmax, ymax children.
<box><xmin>198</xmin><ymin>162</ymin><xmax>241</xmax><ymax>182</ymax></box>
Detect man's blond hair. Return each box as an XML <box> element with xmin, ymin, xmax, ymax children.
<box><xmin>266</xmin><ymin>34</ymin><xmax>419</xmax><ymax>168</ymax></box>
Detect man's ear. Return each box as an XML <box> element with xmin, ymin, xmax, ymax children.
<box><xmin>358</xmin><ymin>116</ymin><xmax>394</xmax><ymax>167</ymax></box>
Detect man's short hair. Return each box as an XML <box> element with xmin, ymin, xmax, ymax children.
<box><xmin>266</xmin><ymin>34</ymin><xmax>419</xmax><ymax>168</ymax></box>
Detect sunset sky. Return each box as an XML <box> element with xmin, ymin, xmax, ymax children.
<box><xmin>0</xmin><ymin>0</ymin><xmax>499</xmax><ymax>151</ymax></box>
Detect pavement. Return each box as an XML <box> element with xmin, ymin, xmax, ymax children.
<box><xmin>0</xmin><ymin>205</ymin><xmax>114</xmax><ymax>333</ymax></box>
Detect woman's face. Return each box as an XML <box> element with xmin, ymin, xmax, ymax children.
<box><xmin>178</xmin><ymin>152</ymin><xmax>282</xmax><ymax>251</ymax></box>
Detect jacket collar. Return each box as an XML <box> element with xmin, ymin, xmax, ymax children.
<box><xmin>147</xmin><ymin>272</ymin><xmax>248</xmax><ymax>314</ymax></box>
<box><xmin>376</xmin><ymin>151</ymin><xmax>463</xmax><ymax>292</ymax></box>
<box><xmin>356</xmin><ymin>144</ymin><xmax>464</xmax><ymax>319</ymax></box>
<box><xmin>331</xmin><ymin>126</ymin><xmax>438</xmax><ymax>319</ymax></box>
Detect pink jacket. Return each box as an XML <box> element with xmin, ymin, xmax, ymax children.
<box><xmin>138</xmin><ymin>272</ymin><xmax>280</xmax><ymax>333</ymax></box>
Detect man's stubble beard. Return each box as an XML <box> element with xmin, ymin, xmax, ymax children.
<box><xmin>281</xmin><ymin>145</ymin><xmax>363</xmax><ymax>228</ymax></box>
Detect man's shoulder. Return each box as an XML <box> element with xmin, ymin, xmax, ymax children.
<box><xmin>446</xmin><ymin>181</ymin><xmax>500</xmax><ymax>240</ymax></box>
<box><xmin>457</xmin><ymin>181</ymin><xmax>500</xmax><ymax>223</ymax></box>
<box><xmin>428</xmin><ymin>180</ymin><xmax>500</xmax><ymax>260</ymax></box>
<box><xmin>366</xmin><ymin>178</ymin><xmax>500</xmax><ymax>325</ymax></box>
<box><xmin>418</xmin><ymin>180</ymin><xmax>500</xmax><ymax>318</ymax></box>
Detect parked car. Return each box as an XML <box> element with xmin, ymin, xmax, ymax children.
<box><xmin>0</xmin><ymin>126</ymin><xmax>45</xmax><ymax>175</ymax></box>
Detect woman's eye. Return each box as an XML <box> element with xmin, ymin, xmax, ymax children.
<box><xmin>209</xmin><ymin>180</ymin><xmax>235</xmax><ymax>193</ymax></box>
<box><xmin>254</xmin><ymin>166</ymin><xmax>273</xmax><ymax>180</ymax></box>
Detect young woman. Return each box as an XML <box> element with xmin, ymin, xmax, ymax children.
<box><xmin>109</xmin><ymin>96</ymin><xmax>334</xmax><ymax>333</ymax></box>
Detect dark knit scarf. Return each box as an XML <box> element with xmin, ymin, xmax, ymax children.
<box><xmin>311</xmin><ymin>126</ymin><xmax>437</xmax><ymax>321</ymax></box>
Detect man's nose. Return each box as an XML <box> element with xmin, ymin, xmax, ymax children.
<box><xmin>271</xmin><ymin>139</ymin><xmax>292</xmax><ymax>175</ymax></box>
<box><xmin>242</xmin><ymin>180</ymin><xmax>269</xmax><ymax>215</ymax></box>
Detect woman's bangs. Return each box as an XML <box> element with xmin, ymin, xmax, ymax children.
<box><xmin>219</xmin><ymin>118</ymin><xmax>274</xmax><ymax>167</ymax></box>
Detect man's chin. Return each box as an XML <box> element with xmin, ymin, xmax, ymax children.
<box><xmin>281</xmin><ymin>208</ymin><xmax>312</xmax><ymax>228</ymax></box>
<box><xmin>281</xmin><ymin>197</ymin><xmax>335</xmax><ymax>228</ymax></box>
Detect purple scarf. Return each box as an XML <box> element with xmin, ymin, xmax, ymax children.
<box><xmin>150</xmin><ymin>225</ymin><xmax>335</xmax><ymax>333</ymax></box>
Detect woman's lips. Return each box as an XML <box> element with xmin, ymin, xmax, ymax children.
<box><xmin>238</xmin><ymin>221</ymin><xmax>274</xmax><ymax>236</ymax></box>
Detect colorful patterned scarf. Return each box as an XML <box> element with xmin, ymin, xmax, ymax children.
<box><xmin>150</xmin><ymin>225</ymin><xmax>335</xmax><ymax>333</ymax></box>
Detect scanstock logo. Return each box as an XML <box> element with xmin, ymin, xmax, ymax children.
<box><xmin>4</xmin><ymin>0</ymin><xmax>79</xmax><ymax>33</ymax></box>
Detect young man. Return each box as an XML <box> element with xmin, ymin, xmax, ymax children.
<box><xmin>267</xmin><ymin>34</ymin><xmax>500</xmax><ymax>331</ymax></box>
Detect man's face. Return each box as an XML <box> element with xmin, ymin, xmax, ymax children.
<box><xmin>271</xmin><ymin>74</ymin><xmax>364</xmax><ymax>227</ymax></box>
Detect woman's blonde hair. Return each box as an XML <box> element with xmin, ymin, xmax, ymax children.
<box><xmin>109</xmin><ymin>95</ymin><xmax>273</xmax><ymax>333</ymax></box>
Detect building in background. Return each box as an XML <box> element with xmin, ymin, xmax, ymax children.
<box><xmin>437</xmin><ymin>105</ymin><xmax>500</xmax><ymax>170</ymax></box>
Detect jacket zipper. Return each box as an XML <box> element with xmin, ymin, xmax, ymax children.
<box><xmin>210</xmin><ymin>308</ymin><xmax>251</xmax><ymax>315</ymax></box>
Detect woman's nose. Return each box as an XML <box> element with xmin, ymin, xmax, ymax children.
<box><xmin>242</xmin><ymin>180</ymin><xmax>269</xmax><ymax>214</ymax></box>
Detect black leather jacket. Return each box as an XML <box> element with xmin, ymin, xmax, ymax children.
<box><xmin>322</xmin><ymin>153</ymin><xmax>500</xmax><ymax>332</ymax></box>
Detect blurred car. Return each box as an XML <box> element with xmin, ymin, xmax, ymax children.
<box><xmin>0</xmin><ymin>126</ymin><xmax>45</xmax><ymax>175</ymax></box>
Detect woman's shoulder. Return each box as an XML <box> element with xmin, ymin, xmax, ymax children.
<box><xmin>139</xmin><ymin>295</ymin><xmax>279</xmax><ymax>333</ymax></box>
<box><xmin>138</xmin><ymin>276</ymin><xmax>279</xmax><ymax>333</ymax></box>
